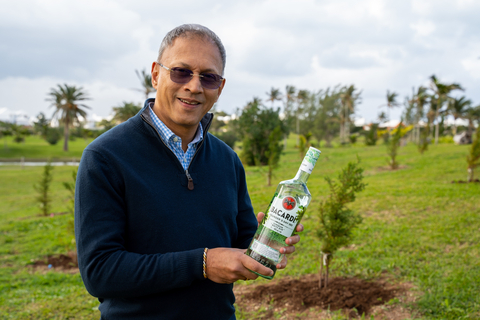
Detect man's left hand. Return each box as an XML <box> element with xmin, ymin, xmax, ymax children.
<box><xmin>256</xmin><ymin>212</ymin><xmax>303</xmax><ymax>270</ymax></box>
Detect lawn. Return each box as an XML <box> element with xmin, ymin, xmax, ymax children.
<box><xmin>0</xmin><ymin>135</ymin><xmax>479</xmax><ymax>319</ymax></box>
<box><xmin>0</xmin><ymin>135</ymin><xmax>92</xmax><ymax>161</ymax></box>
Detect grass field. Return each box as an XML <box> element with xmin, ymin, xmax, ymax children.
<box><xmin>0</xmin><ymin>135</ymin><xmax>93</xmax><ymax>161</ymax></box>
<box><xmin>1</xmin><ymin>135</ymin><xmax>479</xmax><ymax>319</ymax></box>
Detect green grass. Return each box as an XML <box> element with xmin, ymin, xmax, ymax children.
<box><xmin>1</xmin><ymin>135</ymin><xmax>479</xmax><ymax>319</ymax></box>
<box><xmin>0</xmin><ymin>135</ymin><xmax>92</xmax><ymax>161</ymax></box>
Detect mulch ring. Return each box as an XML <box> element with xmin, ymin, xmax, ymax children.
<box><xmin>234</xmin><ymin>274</ymin><xmax>404</xmax><ymax>319</ymax></box>
<box><xmin>29</xmin><ymin>251</ymin><xmax>78</xmax><ymax>273</ymax></box>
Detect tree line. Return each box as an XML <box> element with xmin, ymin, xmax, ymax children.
<box><xmin>1</xmin><ymin>73</ymin><xmax>479</xmax><ymax>169</ymax></box>
<box><xmin>0</xmin><ymin>69</ymin><xmax>154</xmax><ymax>151</ymax></box>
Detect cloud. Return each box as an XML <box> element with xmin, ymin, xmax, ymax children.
<box><xmin>0</xmin><ymin>0</ymin><xmax>144</xmax><ymax>80</ymax></box>
<box><xmin>0</xmin><ymin>0</ymin><xmax>479</xmax><ymax>124</ymax></box>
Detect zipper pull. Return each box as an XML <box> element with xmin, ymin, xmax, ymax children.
<box><xmin>185</xmin><ymin>170</ymin><xmax>194</xmax><ymax>190</ymax></box>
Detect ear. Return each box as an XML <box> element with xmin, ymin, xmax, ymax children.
<box><xmin>151</xmin><ymin>62</ymin><xmax>159</xmax><ymax>88</ymax></box>
<box><xmin>215</xmin><ymin>78</ymin><xmax>226</xmax><ymax>102</ymax></box>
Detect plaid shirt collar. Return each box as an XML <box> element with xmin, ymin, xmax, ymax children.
<box><xmin>148</xmin><ymin>102</ymin><xmax>203</xmax><ymax>170</ymax></box>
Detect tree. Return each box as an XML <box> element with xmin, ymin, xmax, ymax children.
<box><xmin>266</xmin><ymin>87</ymin><xmax>282</xmax><ymax>108</ymax></box>
<box><xmin>465</xmin><ymin>105</ymin><xmax>480</xmax><ymax>138</ymax></box>
<box><xmin>316</xmin><ymin>158</ymin><xmax>366</xmax><ymax>288</ymax></box>
<box><xmin>34</xmin><ymin>161</ymin><xmax>54</xmax><ymax>216</ymax></box>
<box><xmin>237</xmin><ymin>98</ymin><xmax>287</xmax><ymax>167</ymax></box>
<box><xmin>46</xmin><ymin>127</ymin><xmax>61</xmax><ymax>145</ymax></box>
<box><xmin>98</xmin><ymin>118</ymin><xmax>116</xmax><ymax>133</ymax></box>
<box><xmin>387</xmin><ymin>121</ymin><xmax>404</xmax><ymax>169</ymax></box>
<box><xmin>284</xmin><ymin>85</ymin><xmax>296</xmax><ymax>116</ymax></box>
<box><xmin>409</xmin><ymin>86</ymin><xmax>429</xmax><ymax>144</ymax></box>
<box><xmin>467</xmin><ymin>125</ymin><xmax>480</xmax><ymax>182</ymax></box>
<box><xmin>47</xmin><ymin>84</ymin><xmax>90</xmax><ymax>151</ymax></box>
<box><xmin>34</xmin><ymin>112</ymin><xmax>50</xmax><ymax>140</ymax></box>
<box><xmin>418</xmin><ymin>126</ymin><xmax>430</xmax><ymax>154</ymax></box>
<box><xmin>429</xmin><ymin>75</ymin><xmax>463</xmax><ymax>144</ymax></box>
<box><xmin>377</xmin><ymin>111</ymin><xmax>387</xmax><ymax>123</ymax></box>
<box><xmin>0</xmin><ymin>121</ymin><xmax>12</xmax><ymax>150</ymax></box>
<box><xmin>448</xmin><ymin>96</ymin><xmax>471</xmax><ymax>135</ymax></box>
<box><xmin>10</xmin><ymin>124</ymin><xmax>29</xmax><ymax>143</ymax></box>
<box><xmin>296</xmin><ymin>90</ymin><xmax>310</xmax><ymax>145</ymax></box>
<box><xmin>135</xmin><ymin>69</ymin><xmax>156</xmax><ymax>100</ymax></box>
<box><xmin>281</xmin><ymin>85</ymin><xmax>296</xmax><ymax>148</ymax></box>
<box><xmin>298</xmin><ymin>133</ymin><xmax>313</xmax><ymax>159</ymax></box>
<box><xmin>380</xmin><ymin>90</ymin><xmax>400</xmax><ymax>121</ymax></box>
<box><xmin>63</xmin><ymin>169</ymin><xmax>78</xmax><ymax>236</ymax></box>
<box><xmin>311</xmin><ymin>87</ymin><xmax>342</xmax><ymax>147</ymax></box>
<box><xmin>339</xmin><ymin>85</ymin><xmax>362</xmax><ymax>144</ymax></box>
<box><xmin>210</xmin><ymin>110</ymin><xmax>227</xmax><ymax>133</ymax></box>
<box><xmin>364</xmin><ymin>123</ymin><xmax>378</xmax><ymax>146</ymax></box>
<box><xmin>265</xmin><ymin>126</ymin><xmax>284</xmax><ymax>186</ymax></box>
<box><xmin>113</xmin><ymin>102</ymin><xmax>141</xmax><ymax>123</ymax></box>
<box><xmin>63</xmin><ymin>169</ymin><xmax>77</xmax><ymax>215</ymax></box>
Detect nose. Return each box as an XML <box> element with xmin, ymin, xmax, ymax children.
<box><xmin>183</xmin><ymin>74</ymin><xmax>203</xmax><ymax>93</ymax></box>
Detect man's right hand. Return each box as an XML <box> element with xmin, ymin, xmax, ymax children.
<box><xmin>205</xmin><ymin>248</ymin><xmax>273</xmax><ymax>283</ymax></box>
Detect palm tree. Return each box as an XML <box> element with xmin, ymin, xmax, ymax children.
<box><xmin>47</xmin><ymin>84</ymin><xmax>90</xmax><ymax>151</ymax></box>
<box><xmin>283</xmin><ymin>85</ymin><xmax>296</xmax><ymax>148</ymax></box>
<box><xmin>296</xmin><ymin>90</ymin><xmax>310</xmax><ymax>145</ymax></box>
<box><xmin>136</xmin><ymin>69</ymin><xmax>156</xmax><ymax>101</ymax></box>
<box><xmin>465</xmin><ymin>105</ymin><xmax>480</xmax><ymax>138</ymax></box>
<box><xmin>340</xmin><ymin>85</ymin><xmax>361</xmax><ymax>144</ymax></box>
<box><xmin>113</xmin><ymin>102</ymin><xmax>142</xmax><ymax>123</ymax></box>
<box><xmin>409</xmin><ymin>86</ymin><xmax>429</xmax><ymax>143</ymax></box>
<box><xmin>266</xmin><ymin>87</ymin><xmax>282</xmax><ymax>108</ymax></box>
<box><xmin>380</xmin><ymin>90</ymin><xmax>400</xmax><ymax>122</ymax></box>
<box><xmin>429</xmin><ymin>75</ymin><xmax>463</xmax><ymax>144</ymax></box>
<box><xmin>448</xmin><ymin>96</ymin><xmax>471</xmax><ymax>135</ymax></box>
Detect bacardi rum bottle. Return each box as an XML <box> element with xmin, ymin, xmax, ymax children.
<box><xmin>245</xmin><ymin>147</ymin><xmax>321</xmax><ymax>279</ymax></box>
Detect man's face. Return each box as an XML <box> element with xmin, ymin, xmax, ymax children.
<box><xmin>151</xmin><ymin>35</ymin><xmax>225</xmax><ymax>136</ymax></box>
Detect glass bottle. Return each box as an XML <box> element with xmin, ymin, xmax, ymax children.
<box><xmin>245</xmin><ymin>147</ymin><xmax>321</xmax><ymax>279</ymax></box>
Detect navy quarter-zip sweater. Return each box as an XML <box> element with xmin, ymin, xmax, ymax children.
<box><xmin>75</xmin><ymin>99</ymin><xmax>257</xmax><ymax>319</ymax></box>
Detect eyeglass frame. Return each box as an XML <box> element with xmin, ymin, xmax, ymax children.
<box><xmin>156</xmin><ymin>62</ymin><xmax>225</xmax><ymax>90</ymax></box>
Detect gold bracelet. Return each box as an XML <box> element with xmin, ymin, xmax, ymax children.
<box><xmin>203</xmin><ymin>248</ymin><xmax>208</xmax><ymax>279</ymax></box>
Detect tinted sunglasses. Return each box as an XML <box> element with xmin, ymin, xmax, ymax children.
<box><xmin>157</xmin><ymin>62</ymin><xmax>224</xmax><ymax>90</ymax></box>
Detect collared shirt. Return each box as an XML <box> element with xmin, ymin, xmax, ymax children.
<box><xmin>148</xmin><ymin>103</ymin><xmax>203</xmax><ymax>170</ymax></box>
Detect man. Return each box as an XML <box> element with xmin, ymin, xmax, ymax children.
<box><xmin>75</xmin><ymin>24</ymin><xmax>302</xmax><ymax>320</ymax></box>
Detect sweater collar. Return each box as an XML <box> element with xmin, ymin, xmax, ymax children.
<box><xmin>141</xmin><ymin>98</ymin><xmax>214</xmax><ymax>140</ymax></box>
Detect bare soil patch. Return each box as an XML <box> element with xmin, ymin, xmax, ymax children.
<box><xmin>234</xmin><ymin>274</ymin><xmax>418</xmax><ymax>319</ymax></box>
<box><xmin>30</xmin><ymin>251</ymin><xmax>78</xmax><ymax>273</ymax></box>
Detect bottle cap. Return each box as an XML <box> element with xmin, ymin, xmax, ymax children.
<box><xmin>300</xmin><ymin>147</ymin><xmax>321</xmax><ymax>174</ymax></box>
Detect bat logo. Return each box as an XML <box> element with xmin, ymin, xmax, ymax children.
<box><xmin>282</xmin><ymin>197</ymin><xmax>296</xmax><ymax>210</ymax></box>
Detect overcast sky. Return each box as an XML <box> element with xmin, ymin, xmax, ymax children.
<box><xmin>1</xmin><ymin>0</ymin><xmax>479</xmax><ymax>124</ymax></box>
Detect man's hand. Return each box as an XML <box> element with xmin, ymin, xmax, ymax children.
<box><xmin>206</xmin><ymin>248</ymin><xmax>273</xmax><ymax>283</ymax></box>
<box><xmin>256</xmin><ymin>212</ymin><xmax>304</xmax><ymax>270</ymax></box>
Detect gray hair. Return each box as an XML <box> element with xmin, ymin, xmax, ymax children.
<box><xmin>157</xmin><ymin>24</ymin><xmax>226</xmax><ymax>75</ymax></box>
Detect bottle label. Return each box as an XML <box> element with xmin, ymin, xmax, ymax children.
<box><xmin>263</xmin><ymin>196</ymin><xmax>300</xmax><ymax>238</ymax></box>
<box><xmin>250</xmin><ymin>239</ymin><xmax>280</xmax><ymax>262</ymax></box>
<box><xmin>300</xmin><ymin>147</ymin><xmax>321</xmax><ymax>174</ymax></box>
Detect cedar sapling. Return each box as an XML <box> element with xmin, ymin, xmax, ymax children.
<box><xmin>466</xmin><ymin>125</ymin><xmax>480</xmax><ymax>182</ymax></box>
<box><xmin>34</xmin><ymin>161</ymin><xmax>54</xmax><ymax>216</ymax></box>
<box><xmin>364</xmin><ymin>123</ymin><xmax>378</xmax><ymax>146</ymax></box>
<box><xmin>63</xmin><ymin>169</ymin><xmax>77</xmax><ymax>236</ymax></box>
<box><xmin>316</xmin><ymin>158</ymin><xmax>366</xmax><ymax>288</ymax></box>
<box><xmin>387</xmin><ymin>121</ymin><xmax>403</xmax><ymax>169</ymax></box>
<box><xmin>298</xmin><ymin>132</ymin><xmax>312</xmax><ymax>159</ymax></box>
<box><xmin>418</xmin><ymin>126</ymin><xmax>429</xmax><ymax>154</ymax></box>
<box><xmin>63</xmin><ymin>169</ymin><xmax>77</xmax><ymax>214</ymax></box>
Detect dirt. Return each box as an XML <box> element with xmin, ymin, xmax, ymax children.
<box><xmin>451</xmin><ymin>179</ymin><xmax>480</xmax><ymax>183</ymax></box>
<box><xmin>30</xmin><ymin>251</ymin><xmax>78</xmax><ymax>273</ymax></box>
<box><xmin>28</xmin><ymin>253</ymin><xmax>418</xmax><ymax>318</ymax></box>
<box><xmin>234</xmin><ymin>274</ymin><xmax>418</xmax><ymax>319</ymax></box>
